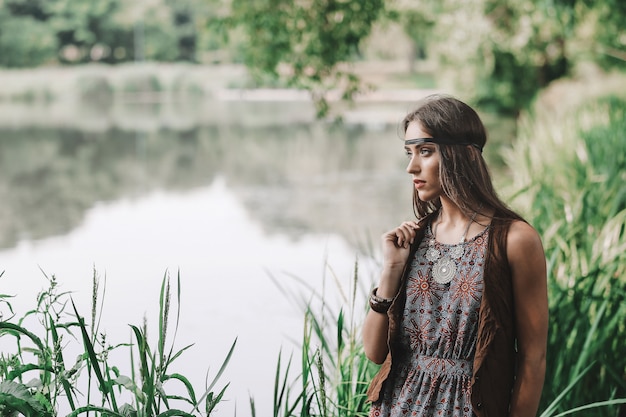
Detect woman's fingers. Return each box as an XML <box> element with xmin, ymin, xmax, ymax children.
<box><xmin>385</xmin><ymin>221</ymin><xmax>419</xmax><ymax>248</ymax></box>
<box><xmin>398</xmin><ymin>224</ymin><xmax>412</xmax><ymax>247</ymax></box>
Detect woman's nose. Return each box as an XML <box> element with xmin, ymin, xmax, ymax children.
<box><xmin>406</xmin><ymin>157</ymin><xmax>418</xmax><ymax>174</ymax></box>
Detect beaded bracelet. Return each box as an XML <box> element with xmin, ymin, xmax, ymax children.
<box><xmin>369</xmin><ymin>287</ymin><xmax>393</xmax><ymax>314</ymax></box>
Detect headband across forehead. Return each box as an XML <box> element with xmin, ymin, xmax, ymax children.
<box><xmin>405</xmin><ymin>137</ymin><xmax>483</xmax><ymax>152</ymax></box>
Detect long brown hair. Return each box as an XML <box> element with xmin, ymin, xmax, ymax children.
<box><xmin>402</xmin><ymin>94</ymin><xmax>523</xmax><ymax>222</ymax></box>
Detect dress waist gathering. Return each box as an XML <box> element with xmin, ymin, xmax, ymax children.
<box><xmin>413</xmin><ymin>354</ymin><xmax>473</xmax><ymax>378</ymax></box>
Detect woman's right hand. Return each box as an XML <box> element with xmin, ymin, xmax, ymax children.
<box><xmin>363</xmin><ymin>220</ymin><xmax>420</xmax><ymax>363</ymax></box>
<box><xmin>381</xmin><ymin>221</ymin><xmax>419</xmax><ymax>270</ymax></box>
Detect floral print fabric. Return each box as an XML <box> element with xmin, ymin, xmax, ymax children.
<box><xmin>370</xmin><ymin>223</ymin><xmax>489</xmax><ymax>417</ymax></box>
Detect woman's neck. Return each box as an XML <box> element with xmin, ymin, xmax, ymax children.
<box><xmin>434</xmin><ymin>197</ymin><xmax>489</xmax><ymax>244</ymax></box>
<box><xmin>437</xmin><ymin>198</ymin><xmax>469</xmax><ymax>228</ymax></box>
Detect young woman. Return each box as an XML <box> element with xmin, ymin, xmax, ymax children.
<box><xmin>362</xmin><ymin>95</ymin><xmax>548</xmax><ymax>417</ymax></box>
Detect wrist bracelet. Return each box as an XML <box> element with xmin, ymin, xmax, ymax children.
<box><xmin>369</xmin><ymin>287</ymin><xmax>393</xmax><ymax>314</ymax></box>
<box><xmin>371</xmin><ymin>287</ymin><xmax>394</xmax><ymax>303</ymax></box>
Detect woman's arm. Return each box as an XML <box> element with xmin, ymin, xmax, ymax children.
<box><xmin>362</xmin><ymin>221</ymin><xmax>418</xmax><ymax>364</ymax></box>
<box><xmin>507</xmin><ymin>221</ymin><xmax>549</xmax><ymax>417</ymax></box>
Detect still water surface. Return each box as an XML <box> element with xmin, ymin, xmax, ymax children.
<box><xmin>0</xmin><ymin>98</ymin><xmax>511</xmax><ymax>416</ymax></box>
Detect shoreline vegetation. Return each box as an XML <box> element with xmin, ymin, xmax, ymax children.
<box><xmin>0</xmin><ymin>60</ymin><xmax>623</xmax><ymax>130</ymax></box>
<box><xmin>0</xmin><ymin>61</ymin><xmax>436</xmax><ymax>102</ymax></box>
<box><xmin>0</xmin><ymin>65</ymin><xmax>625</xmax><ymax>416</ymax></box>
<box><xmin>0</xmin><ymin>60</ymin><xmax>437</xmax><ymax>129</ymax></box>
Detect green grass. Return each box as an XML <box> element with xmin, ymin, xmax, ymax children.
<box><xmin>262</xmin><ymin>259</ymin><xmax>378</xmax><ymax>417</ymax></box>
<box><xmin>505</xmin><ymin>95</ymin><xmax>626</xmax><ymax>416</ymax></box>
<box><xmin>0</xmin><ymin>269</ymin><xmax>234</xmax><ymax>417</ymax></box>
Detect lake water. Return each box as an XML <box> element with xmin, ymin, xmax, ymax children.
<box><xmin>0</xmin><ymin>96</ymin><xmax>511</xmax><ymax>416</ymax></box>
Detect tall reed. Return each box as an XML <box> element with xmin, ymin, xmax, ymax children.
<box><xmin>263</xmin><ymin>259</ymin><xmax>379</xmax><ymax>417</ymax></box>
<box><xmin>0</xmin><ymin>268</ymin><xmax>234</xmax><ymax>416</ymax></box>
<box><xmin>504</xmin><ymin>95</ymin><xmax>626</xmax><ymax>416</ymax></box>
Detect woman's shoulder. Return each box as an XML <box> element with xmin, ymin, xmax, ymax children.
<box><xmin>506</xmin><ymin>220</ymin><xmax>541</xmax><ymax>243</ymax></box>
<box><xmin>505</xmin><ymin>220</ymin><xmax>545</xmax><ymax>265</ymax></box>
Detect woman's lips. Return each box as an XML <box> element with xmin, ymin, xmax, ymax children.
<box><xmin>413</xmin><ymin>179</ymin><xmax>425</xmax><ymax>189</ymax></box>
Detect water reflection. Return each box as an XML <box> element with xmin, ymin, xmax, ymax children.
<box><xmin>0</xmin><ymin>109</ymin><xmax>418</xmax><ymax>251</ymax></box>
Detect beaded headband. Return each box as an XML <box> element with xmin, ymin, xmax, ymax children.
<box><xmin>405</xmin><ymin>137</ymin><xmax>483</xmax><ymax>152</ymax></box>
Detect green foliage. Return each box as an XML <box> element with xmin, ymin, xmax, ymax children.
<box><xmin>218</xmin><ymin>0</ymin><xmax>386</xmax><ymax>117</ymax></box>
<box><xmin>470</xmin><ymin>0</ymin><xmax>571</xmax><ymax>113</ymax></box>
<box><xmin>0</xmin><ymin>0</ymin><xmax>132</xmax><ymax>66</ymax></box>
<box><xmin>398</xmin><ymin>8</ymin><xmax>436</xmax><ymax>63</ymax></box>
<box><xmin>46</xmin><ymin>0</ymin><xmax>124</xmax><ymax>52</ymax></box>
<box><xmin>140</xmin><ymin>21</ymin><xmax>181</xmax><ymax>62</ymax></box>
<box><xmin>0</xmin><ymin>380</ymin><xmax>54</xmax><ymax>417</ymax></box>
<box><xmin>0</xmin><ymin>0</ymin><xmax>219</xmax><ymax>66</ymax></box>
<box><xmin>264</xmin><ymin>261</ymin><xmax>379</xmax><ymax>417</ymax></box>
<box><xmin>162</xmin><ymin>0</ymin><xmax>200</xmax><ymax>62</ymax></box>
<box><xmin>218</xmin><ymin>0</ymin><xmax>625</xmax><ymax>116</ymax></box>
<box><xmin>1</xmin><ymin>0</ymin><xmax>623</xmax><ymax>119</ymax></box>
<box><xmin>568</xmin><ymin>0</ymin><xmax>626</xmax><ymax>67</ymax></box>
<box><xmin>471</xmin><ymin>0</ymin><xmax>626</xmax><ymax>113</ymax></box>
<box><xmin>505</xmin><ymin>94</ymin><xmax>626</xmax><ymax>416</ymax></box>
<box><xmin>0</xmin><ymin>15</ymin><xmax>58</xmax><ymax>67</ymax></box>
<box><xmin>0</xmin><ymin>269</ymin><xmax>234</xmax><ymax>416</ymax></box>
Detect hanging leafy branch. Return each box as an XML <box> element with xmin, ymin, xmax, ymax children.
<box><xmin>215</xmin><ymin>0</ymin><xmax>386</xmax><ymax>117</ymax></box>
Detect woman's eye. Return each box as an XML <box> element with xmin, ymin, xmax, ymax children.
<box><xmin>405</xmin><ymin>150</ymin><xmax>413</xmax><ymax>159</ymax></box>
<box><xmin>420</xmin><ymin>148</ymin><xmax>433</xmax><ymax>155</ymax></box>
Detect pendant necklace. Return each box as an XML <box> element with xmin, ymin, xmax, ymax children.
<box><xmin>425</xmin><ymin>210</ymin><xmax>478</xmax><ymax>284</ymax></box>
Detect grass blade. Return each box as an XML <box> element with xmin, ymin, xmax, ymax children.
<box><xmin>70</xmin><ymin>297</ymin><xmax>115</xmax><ymax>410</ymax></box>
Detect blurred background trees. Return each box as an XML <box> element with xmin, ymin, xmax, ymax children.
<box><xmin>0</xmin><ymin>0</ymin><xmax>624</xmax><ymax>113</ymax></box>
<box><xmin>218</xmin><ymin>0</ymin><xmax>385</xmax><ymax>116</ymax></box>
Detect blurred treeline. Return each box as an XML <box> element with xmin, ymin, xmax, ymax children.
<box><xmin>0</xmin><ymin>0</ymin><xmax>624</xmax><ymax>113</ymax></box>
<box><xmin>0</xmin><ymin>0</ymin><xmax>222</xmax><ymax>66</ymax></box>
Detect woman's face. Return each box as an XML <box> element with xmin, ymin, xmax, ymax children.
<box><xmin>404</xmin><ymin>121</ymin><xmax>442</xmax><ymax>202</ymax></box>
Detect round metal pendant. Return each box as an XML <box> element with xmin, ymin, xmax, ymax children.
<box><xmin>426</xmin><ymin>246</ymin><xmax>440</xmax><ymax>262</ymax></box>
<box><xmin>432</xmin><ymin>257</ymin><xmax>456</xmax><ymax>284</ymax></box>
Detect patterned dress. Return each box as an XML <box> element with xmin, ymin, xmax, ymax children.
<box><xmin>370</xmin><ymin>223</ymin><xmax>489</xmax><ymax>417</ymax></box>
